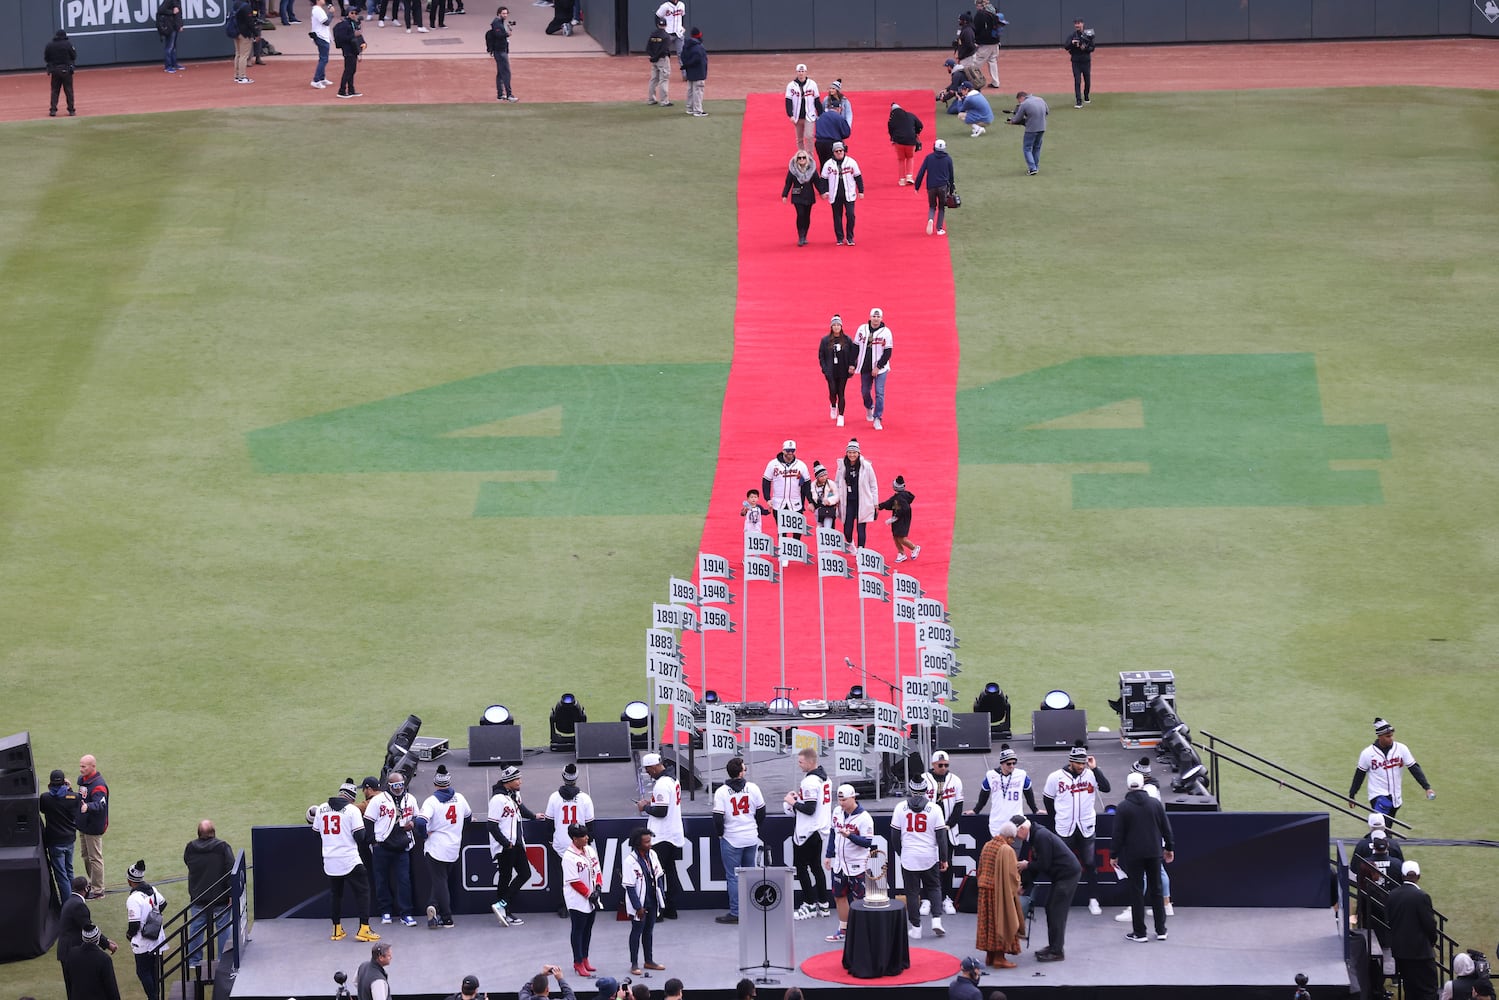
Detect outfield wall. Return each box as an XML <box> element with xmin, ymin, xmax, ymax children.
<box><xmin>1</xmin><ymin>0</ymin><xmax>1494</xmax><ymax>72</ymax></box>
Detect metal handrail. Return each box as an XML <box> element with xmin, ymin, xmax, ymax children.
<box><xmin>153</xmin><ymin>850</ymin><xmax>249</xmax><ymax>1000</ymax></box>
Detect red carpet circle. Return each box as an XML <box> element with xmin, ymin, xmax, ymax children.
<box><xmin>799</xmin><ymin>945</ymin><xmax>961</xmax><ymax>986</ymax></box>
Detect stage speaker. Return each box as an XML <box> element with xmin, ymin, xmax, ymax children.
<box><xmin>0</xmin><ymin>732</ymin><xmax>33</xmax><ymax>773</ymax></box>
<box><xmin>1030</xmin><ymin>709</ymin><xmax>1088</xmax><ymax>750</ymax></box>
<box><xmin>0</xmin><ymin>845</ymin><xmax>56</xmax><ymax>961</ymax></box>
<box><xmin>574</xmin><ymin>723</ymin><xmax>632</xmax><ymax>763</ymax></box>
<box><xmin>655</xmin><ymin>745</ymin><xmax>703</xmax><ymax>792</ymax></box>
<box><xmin>937</xmin><ymin>713</ymin><xmax>992</xmax><ymax>753</ymax></box>
<box><xmin>467</xmin><ymin>725</ymin><xmax>524</xmax><ymax>767</ymax></box>
<box><xmin>0</xmin><ymin>799</ymin><xmax>40</xmax><ymax>850</ymax></box>
<box><xmin>0</xmin><ymin>769</ymin><xmax>35</xmax><ymax>798</ymax></box>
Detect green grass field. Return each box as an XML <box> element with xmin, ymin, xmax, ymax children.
<box><xmin>2</xmin><ymin>90</ymin><xmax>1497</xmax><ymax>997</ymax></box>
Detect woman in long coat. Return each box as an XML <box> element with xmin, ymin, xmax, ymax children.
<box><xmin>976</xmin><ymin>821</ymin><xmax>1024</xmax><ymax>968</ymax></box>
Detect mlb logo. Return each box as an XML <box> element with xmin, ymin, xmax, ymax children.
<box><xmin>460</xmin><ymin>844</ymin><xmax>550</xmax><ymax>892</ymax></box>
<box><xmin>526</xmin><ymin>845</ymin><xmax>548</xmax><ymax>889</ymax></box>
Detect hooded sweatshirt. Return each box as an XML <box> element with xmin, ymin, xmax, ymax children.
<box><xmin>184</xmin><ymin>834</ymin><xmax>235</xmax><ymax>908</ymax></box>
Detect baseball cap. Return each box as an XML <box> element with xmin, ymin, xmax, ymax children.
<box><xmin>597</xmin><ymin>978</ymin><xmax>620</xmax><ymax>995</ymax></box>
<box><xmin>641</xmin><ymin>752</ymin><xmax>663</xmax><ymax>767</ymax></box>
<box><xmin>931</xmin><ymin>750</ymin><xmax>950</xmax><ymax>763</ymax></box>
<box><xmin>837</xmin><ymin>783</ymin><xmax>857</xmax><ymax>799</ymax></box>
<box><xmin>795</xmin><ymin>63</ymin><xmax>807</xmax><ymax>73</ymax></box>
<box><xmin>934</xmin><ymin>138</ymin><xmax>946</xmax><ymax>151</ymax></box>
<box><xmin>361</xmin><ymin>776</ymin><xmax>381</xmax><ymax>790</ymax></box>
<box><xmin>1402</xmin><ymin>860</ymin><xmax>1420</xmax><ymax>877</ymax></box>
<box><xmin>943</xmin><ymin>58</ymin><xmax>956</xmax><ymax>68</ymax></box>
<box><xmin>49</xmin><ymin>769</ymin><xmax>66</xmax><ymax>787</ymax></box>
<box><xmin>1371</xmin><ymin>830</ymin><xmax>1387</xmax><ymax>841</ymax></box>
<box><xmin>870</xmin><ymin>307</ymin><xmax>883</xmax><ymax>318</ymax></box>
<box><xmin>960</xmin><ymin>80</ymin><xmax>974</xmax><ymax>90</ymax></box>
<box><xmin>783</xmin><ymin>439</ymin><xmax>797</xmax><ymax>451</ymax></box>
<box><xmin>960</xmin><ymin>956</ymin><xmax>983</xmax><ymax>973</ymax></box>
<box><xmin>462</xmin><ymin>975</ymin><xmax>481</xmax><ymax>994</ymax></box>
<box><xmin>1126</xmin><ymin>772</ymin><xmax>1145</xmax><ymax>790</ymax></box>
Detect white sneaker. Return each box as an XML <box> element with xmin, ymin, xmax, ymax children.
<box><xmin>895</xmin><ymin>554</ymin><xmax>907</xmax><ymax>563</ymax></box>
<box><xmin>873</xmin><ymin>418</ymin><xmax>883</xmax><ymax>430</ymax></box>
<box><xmin>937</xmin><ymin>229</ymin><xmax>946</xmax><ymax>236</ymax></box>
<box><xmin>932</xmin><ymin>918</ymin><xmax>945</xmax><ymax>937</ymax></box>
<box><xmin>1088</xmin><ymin>898</ymin><xmax>1102</xmax><ymax>915</ymax></box>
<box><xmin>971</xmin><ymin>125</ymin><xmax>986</xmax><ymax>136</ymax></box>
<box><xmin>818</xmin><ymin>903</ymin><xmax>832</xmax><ymax>918</ymax></box>
<box><xmin>942</xmin><ymin>898</ymin><xmax>956</xmax><ymax>915</ymax></box>
<box><xmin>406</xmin><ymin>26</ymin><xmax>412</xmax><ymax>31</ymax></box>
<box><xmin>909</xmin><ymin>924</ymin><xmax>922</xmax><ymax>940</ymax></box>
<box><xmin>920</xmin><ymin>900</ymin><xmax>931</xmax><ymax>916</ymax></box>
<box><xmin>491</xmin><ymin>902</ymin><xmax>510</xmax><ymax>926</ymax></box>
<box><xmin>417</xmin><ymin>25</ymin><xmax>429</xmax><ymax>30</ymax></box>
<box><xmin>910</xmin><ymin>545</ymin><xmax>920</xmax><ymax>559</ymax></box>
<box><xmin>836</xmin><ymin>415</ymin><xmax>844</xmax><ymax>427</ymax></box>
<box><xmin>926</xmin><ymin>219</ymin><xmax>934</xmax><ymax>235</ymax></box>
<box><xmin>377</xmin><ymin>18</ymin><xmax>384</xmax><ymax>24</ymax></box>
<box><xmin>1115</xmin><ymin>908</ymin><xmax>1134</xmax><ymax>922</ymax></box>
<box><xmin>794</xmin><ymin>902</ymin><xmax>816</xmax><ymax>920</ymax></box>
<box><xmin>866</xmin><ymin>408</ymin><xmax>875</xmax><ymax>421</ymax></box>
<box><xmin>381</xmin><ymin>914</ymin><xmax>393</xmax><ymax>924</ymax></box>
<box><xmin>830</xmin><ymin>406</ymin><xmax>837</xmax><ymax>419</ymax></box>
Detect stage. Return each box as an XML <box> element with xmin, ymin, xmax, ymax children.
<box><xmin>229</xmin><ymin>903</ymin><xmax>1348</xmax><ymax>999</ymax></box>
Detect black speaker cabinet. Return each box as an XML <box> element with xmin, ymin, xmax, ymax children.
<box><xmin>574</xmin><ymin>723</ymin><xmax>632</xmax><ymax>763</ymax></box>
<box><xmin>1031</xmin><ymin>709</ymin><xmax>1088</xmax><ymax>750</ymax></box>
<box><xmin>0</xmin><ymin>845</ymin><xmax>56</xmax><ymax>961</ymax></box>
<box><xmin>466</xmin><ymin>725</ymin><xmax>524</xmax><ymax>767</ymax></box>
<box><xmin>0</xmin><ymin>732</ymin><xmax>33</xmax><ymax>773</ymax></box>
<box><xmin>0</xmin><ymin>798</ymin><xmax>40</xmax><ymax>849</ymax></box>
<box><xmin>0</xmin><ymin>769</ymin><xmax>36</xmax><ymax>797</ymax></box>
<box><xmin>936</xmin><ymin>713</ymin><xmax>993</xmax><ymax>753</ymax></box>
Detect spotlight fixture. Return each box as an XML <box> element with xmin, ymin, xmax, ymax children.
<box><xmin>480</xmin><ymin>705</ymin><xmax>513</xmax><ymax>726</ymax></box>
<box><xmin>704</xmin><ymin>690</ymin><xmax>719</xmax><ymax>704</ymax></box>
<box><xmin>383</xmin><ymin>715</ymin><xmax>423</xmax><ymax>773</ymax></box>
<box><xmin>1040</xmin><ymin>690</ymin><xmax>1074</xmax><ymax>711</ymax></box>
<box><xmin>973</xmin><ymin>682</ymin><xmax>1012</xmax><ymax>739</ymax></box>
<box><xmin>621</xmin><ymin>700</ymin><xmax>652</xmax><ymax>749</ymax></box>
<box><xmin>550</xmin><ymin>693</ymin><xmax>587</xmax><ymax>751</ymax></box>
<box><xmin>846</xmin><ymin>685</ymin><xmax>865</xmax><ymax>700</ymax></box>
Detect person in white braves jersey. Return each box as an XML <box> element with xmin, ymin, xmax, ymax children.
<box><xmin>546</xmin><ymin>763</ymin><xmax>596</xmax><ymax>871</ymax></box>
<box><xmin>762</xmin><ymin>440</ymin><xmax>811</xmax><ymax>540</ymax></box>
<box><xmin>124</xmin><ymin>860</ymin><xmax>168</xmax><ymax>998</ymax></box>
<box><xmin>636</xmin><ymin>752</ymin><xmax>684</xmax><ymax>918</ymax></box>
<box><xmin>924</xmin><ymin>751</ymin><xmax>965</xmax><ymax>913</ymax></box>
<box><xmin>561</xmin><ymin>824</ymin><xmax>602</xmax><ymax>978</ymax></box>
<box><xmin>851</xmin><ymin>307</ymin><xmax>892</xmax><ymax>429</ymax></box>
<box><xmin>970</xmin><ymin>744</ymin><xmax>1039</xmax><ymax>837</ymax></box>
<box><xmin>809</xmin><ymin>462</ymin><xmax>840</xmax><ymax>530</ymax></box>
<box><xmin>621</xmin><ymin>827</ymin><xmax>667</xmax><ymax>975</ymax></box>
<box><xmin>307</xmin><ymin>778</ymin><xmax>379</xmax><ymax>942</ymax></box>
<box><xmin>783</xmin><ymin>746</ymin><xmax>833</xmax><ymax>919</ymax></box>
<box><xmin>488</xmin><ymin>765</ymin><xmax>537</xmax><ymax>926</ymax></box>
<box><xmin>712</xmin><ymin>756</ymin><xmax>767</xmax><ymax>924</ymax></box>
<box><xmin>819</xmin><ymin>142</ymin><xmax>864</xmax><ymax>247</ymax></box>
<box><xmin>890</xmin><ymin>776</ymin><xmax>950</xmax><ymax>940</ymax></box>
<box><xmin>655</xmin><ymin>0</ymin><xmax>684</xmax><ymax>58</ymax></box>
<box><xmin>1349</xmin><ymin>717</ymin><xmax>1435</xmax><ymax>819</ymax></box>
<box><xmin>1042</xmin><ymin>746</ymin><xmax>1112</xmax><ymax>915</ymax></box>
<box><xmin>365</xmin><ymin>773</ymin><xmax>419</xmax><ymax>926</ymax></box>
<box><xmin>785</xmin><ymin>63</ymin><xmax>822</xmax><ymax>154</ymax></box>
<box><xmin>822</xmin><ymin>783</ymin><xmax>876</xmax><ymax>942</ymax></box>
<box><xmin>416</xmin><ymin>764</ymin><xmax>471</xmax><ymax>928</ymax></box>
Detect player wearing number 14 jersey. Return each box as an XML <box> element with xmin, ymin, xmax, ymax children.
<box><xmin>712</xmin><ymin>757</ymin><xmax>766</xmax><ymax>924</ymax></box>
<box><xmin>416</xmin><ymin>765</ymin><xmax>471</xmax><ymax>929</ymax></box>
<box><xmin>306</xmin><ymin>778</ymin><xmax>378</xmax><ymax>942</ymax></box>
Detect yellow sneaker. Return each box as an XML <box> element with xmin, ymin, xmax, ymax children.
<box><xmin>331</xmin><ymin>926</ymin><xmax>347</xmax><ymax>941</ymax></box>
<box><xmin>356</xmin><ymin>925</ymin><xmax>381</xmax><ymax>942</ymax></box>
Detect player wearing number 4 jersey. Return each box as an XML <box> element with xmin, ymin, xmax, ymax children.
<box><xmin>307</xmin><ymin>778</ymin><xmax>379</xmax><ymax>942</ymax></box>
<box><xmin>416</xmin><ymin>765</ymin><xmax>471</xmax><ymax>929</ymax></box>
<box><xmin>637</xmin><ymin>753</ymin><xmax>684</xmax><ymax>918</ymax></box>
<box><xmin>784</xmin><ymin>747</ymin><xmax>833</xmax><ymax>920</ymax></box>
<box><xmin>891</xmin><ymin>776</ymin><xmax>950</xmax><ymax>939</ymax></box>
<box><xmin>712</xmin><ymin>757</ymin><xmax>767</xmax><ymax>923</ymax></box>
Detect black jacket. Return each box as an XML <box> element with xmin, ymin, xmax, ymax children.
<box><xmin>1064</xmin><ymin>27</ymin><xmax>1096</xmax><ymax>60</ymax></box>
<box><xmin>333</xmin><ymin>17</ymin><xmax>362</xmax><ymax>54</ymax></box>
<box><xmin>234</xmin><ymin>0</ymin><xmax>257</xmax><ymax>35</ymax></box>
<box><xmin>783</xmin><ymin>168</ymin><xmax>818</xmax><ymax>207</ymax></box>
<box><xmin>818</xmin><ymin>332</ymin><xmax>853</xmax><ymax>378</ymax></box>
<box><xmin>973</xmin><ymin>8</ymin><xmax>1001</xmax><ymax>45</ymax></box>
<box><xmin>40</xmin><ymin>786</ymin><xmax>80</xmax><ymax>847</ymax></box>
<box><xmin>57</xmin><ymin>893</ymin><xmax>103</xmax><ymax>964</ymax></box>
<box><xmin>185</xmin><ymin>836</ymin><xmax>236</xmax><ymax>908</ymax></box>
<box><xmin>1384</xmin><ymin>881</ymin><xmax>1436</xmax><ymax>959</ymax></box>
<box><xmin>886</xmin><ymin>106</ymin><xmax>923</xmax><ymax>146</ymax></box>
<box><xmin>157</xmin><ymin>1</ymin><xmax>183</xmax><ymax>35</ymax></box>
<box><xmin>679</xmin><ymin>35</ymin><xmax>707</xmax><ymax>82</ymax></box>
<box><xmin>948</xmin><ymin>974</ymin><xmax>982</xmax><ymax>1000</ymax></box>
<box><xmin>487</xmin><ymin>18</ymin><xmax>510</xmax><ymax>53</ymax></box>
<box><xmin>646</xmin><ymin>27</ymin><xmax>670</xmax><ymax>62</ymax></box>
<box><xmin>1025</xmin><ymin>824</ymin><xmax>1082</xmax><ymax>880</ymax></box>
<box><xmin>63</xmin><ymin>943</ymin><xmax>122</xmax><ymax>1000</ymax></box>
<box><xmin>952</xmin><ymin>22</ymin><xmax>976</xmax><ymax>60</ymax></box>
<box><xmin>1112</xmin><ymin>789</ymin><xmax>1173</xmax><ymax>862</ymax></box>
<box><xmin>877</xmin><ymin>488</ymin><xmax>914</xmax><ymax>534</ymax></box>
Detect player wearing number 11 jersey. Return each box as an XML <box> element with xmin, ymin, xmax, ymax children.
<box><xmin>712</xmin><ymin>757</ymin><xmax>766</xmax><ymax>923</ymax></box>
<box><xmin>417</xmin><ymin>765</ymin><xmax>471</xmax><ymax>929</ymax></box>
<box><xmin>546</xmin><ymin>762</ymin><xmax>597</xmax><ymax>921</ymax></box>
<box><xmin>306</xmin><ymin>778</ymin><xmax>378</xmax><ymax>942</ymax></box>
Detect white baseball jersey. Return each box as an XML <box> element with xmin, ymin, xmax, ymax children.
<box><xmin>562</xmin><ymin>844</ymin><xmax>602</xmax><ymax>913</ymax></box>
<box><xmin>829</xmin><ymin>805</ymin><xmax>875</xmax><ymax>875</ymax></box>
<box><xmin>854</xmin><ymin>323</ymin><xmax>893</xmax><ymax>374</ymax></box>
<box><xmin>126</xmin><ymin>885</ymin><xmax>168</xmax><ymax>954</ymax></box>
<box><xmin>419</xmin><ymin>792</ymin><xmax>472</xmax><ymax>863</ymax></box>
<box><xmin>367</xmin><ymin>790</ymin><xmax>418</xmax><ymax>851</ymax></box>
<box><xmin>1356</xmin><ymin>741</ymin><xmax>1420</xmax><ymax>808</ymax></box>
<box><xmin>648</xmin><ymin>773</ymin><xmax>685</xmax><ymax>847</ymax></box>
<box><xmin>713</xmin><ymin>780</ymin><xmax>767</xmax><ymax>849</ymax></box>
<box><xmin>1044</xmin><ymin>767</ymin><xmax>1102</xmax><ymax>837</ymax></box>
<box><xmin>891</xmin><ymin>799</ymin><xmax>947</xmax><ymax>871</ymax></box>
<box><xmin>786</xmin><ymin>78</ymin><xmax>821</xmax><ymax>120</ymax></box>
<box><xmin>622</xmin><ymin>847</ymin><xmax>666</xmax><ymax>913</ymax></box>
<box><xmin>545</xmin><ymin>790</ymin><xmax>596</xmax><ymax>857</ymax></box>
<box><xmin>655</xmin><ymin>0</ymin><xmax>684</xmax><ymax>36</ymax></box>
<box><xmin>981</xmin><ymin>767</ymin><xmax>1032</xmax><ymax>835</ymax></box>
<box><xmin>763</xmin><ymin>456</ymin><xmax>810</xmax><ymax>511</ymax></box>
<box><xmin>311</xmin><ymin>801</ymin><xmax>365</xmax><ymax>876</ymax></box>
<box><xmin>821</xmin><ymin>155</ymin><xmax>863</xmax><ymax>202</ymax></box>
<box><xmin>785</xmin><ymin>768</ymin><xmax>834</xmax><ymax>844</ymax></box>
<box><xmin>487</xmin><ymin>791</ymin><xmax>527</xmax><ymax>853</ymax></box>
<box><xmin>926</xmin><ymin>772</ymin><xmax>964</xmax><ymax>822</ymax></box>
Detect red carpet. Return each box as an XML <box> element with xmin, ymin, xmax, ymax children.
<box><xmin>688</xmin><ymin>91</ymin><xmax>959</xmax><ymax>706</ymax></box>
<box><xmin>800</xmin><ymin>945</ymin><xmax>961</xmax><ymax>986</ymax></box>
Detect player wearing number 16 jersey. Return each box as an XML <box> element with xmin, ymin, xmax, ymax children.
<box><xmin>416</xmin><ymin>765</ymin><xmax>471</xmax><ymax>929</ymax></box>
<box><xmin>712</xmin><ymin>757</ymin><xmax>766</xmax><ymax>923</ymax></box>
<box><xmin>306</xmin><ymin>778</ymin><xmax>378</xmax><ymax>942</ymax></box>
<box><xmin>784</xmin><ymin>746</ymin><xmax>833</xmax><ymax>919</ymax></box>
<box><xmin>637</xmin><ymin>753</ymin><xmax>684</xmax><ymax>919</ymax></box>
<box><xmin>890</xmin><ymin>776</ymin><xmax>950</xmax><ymax>939</ymax></box>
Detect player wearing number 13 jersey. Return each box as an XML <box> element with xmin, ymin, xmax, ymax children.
<box><xmin>416</xmin><ymin>765</ymin><xmax>471</xmax><ymax>928</ymax></box>
<box><xmin>712</xmin><ymin>757</ymin><xmax>766</xmax><ymax>923</ymax></box>
<box><xmin>637</xmin><ymin>753</ymin><xmax>684</xmax><ymax>918</ymax></box>
<box><xmin>306</xmin><ymin>778</ymin><xmax>378</xmax><ymax>942</ymax></box>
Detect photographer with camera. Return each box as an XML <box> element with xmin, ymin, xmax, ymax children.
<box><xmin>486</xmin><ymin>8</ymin><xmax>517</xmax><ymax>101</ymax></box>
<box><xmin>520</xmin><ymin>965</ymin><xmax>577</xmax><ymax>1000</ymax></box>
<box><xmin>1063</xmin><ymin>18</ymin><xmax>1095</xmax><ymax>108</ymax></box>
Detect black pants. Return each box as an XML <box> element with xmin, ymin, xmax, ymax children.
<box><xmin>653</xmin><ymin>840</ymin><xmax>683</xmax><ymax>914</ymax></box>
<box><xmin>814</xmin><ymin>139</ymin><xmax>836</xmax><ymax>166</ymax></box>
<box><xmin>1071</xmin><ymin>58</ymin><xmax>1091</xmax><ymax>104</ymax></box>
<box><xmin>338</xmin><ymin>51</ymin><xmax>358</xmax><ymax>94</ymax></box>
<box><xmin>49</xmin><ymin>72</ymin><xmax>75</xmax><ymax>113</ymax></box>
<box><xmin>1124</xmin><ymin>855</ymin><xmax>1166</xmax><ymax>936</ymax></box>
<box><xmin>494</xmin><ymin>847</ymin><xmax>532</xmax><ymax>906</ymax></box>
<box><xmin>903</xmin><ymin>864</ymin><xmax>942</xmax><ymax>927</ymax></box>
<box><xmin>426</xmin><ymin>0</ymin><xmax>444</xmax><ymax>25</ymax></box>
<box><xmin>825</xmin><ymin>373</ymin><xmax>848</xmax><ymax>413</ymax></box>
<box><xmin>1063</xmin><ymin>829</ymin><xmax>1100</xmax><ymax>895</ymax></box>
<box><xmin>926</xmin><ymin>185</ymin><xmax>948</xmax><ymax>230</ymax></box>
<box><xmin>793</xmin><ymin>833</ymin><xmax>829</xmax><ymax>906</ymax></box>
<box><xmin>1394</xmin><ymin>957</ymin><xmax>1438</xmax><ymax>1000</ymax></box>
<box><xmin>831</xmin><ymin>196</ymin><xmax>856</xmax><ymax>243</ymax></box>
<box><xmin>545</xmin><ymin>0</ymin><xmax>574</xmax><ymax>33</ymax></box>
<box><xmin>494</xmin><ymin>52</ymin><xmax>512</xmax><ymax>98</ymax></box>
<box><xmin>568</xmin><ymin>908</ymin><xmax>596</xmax><ymax>964</ymax></box>
<box><xmin>329</xmin><ymin>864</ymin><xmax>372</xmax><ymax>925</ymax></box>
<box><xmin>135</xmin><ymin>952</ymin><xmax>159</xmax><ymax>998</ymax></box>
<box><xmin>1042</xmin><ymin>870</ymin><xmax>1079</xmax><ymax>953</ymax></box>
<box><xmin>794</xmin><ymin>200</ymin><xmax>813</xmax><ymax>241</ymax></box>
<box><xmin>426</xmin><ymin>855</ymin><xmax>461</xmax><ymax>921</ymax></box>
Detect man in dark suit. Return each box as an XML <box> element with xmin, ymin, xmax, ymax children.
<box><xmin>1012</xmin><ymin>815</ymin><xmax>1082</xmax><ymax>962</ymax></box>
<box><xmin>63</xmin><ymin>924</ymin><xmax>121</xmax><ymax>1000</ymax></box>
<box><xmin>1385</xmin><ymin>861</ymin><xmax>1438</xmax><ymax>1000</ymax></box>
<box><xmin>58</xmin><ymin>877</ymin><xmax>117</xmax><ymax>1000</ymax></box>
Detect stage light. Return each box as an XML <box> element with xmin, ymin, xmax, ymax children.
<box><xmin>383</xmin><ymin>715</ymin><xmax>422</xmax><ymax>773</ymax></box>
<box><xmin>480</xmin><ymin>705</ymin><xmax>513</xmax><ymax>726</ymax></box>
<box><xmin>1147</xmin><ymin>694</ymin><xmax>1186</xmax><ymax>738</ymax></box>
<box><xmin>550</xmin><ymin>693</ymin><xmax>587</xmax><ymax>751</ymax></box>
<box><xmin>768</xmin><ymin>696</ymin><xmax>796</xmax><ymax>716</ymax></box>
<box><xmin>621</xmin><ymin>700</ymin><xmax>652</xmax><ymax>749</ymax></box>
<box><xmin>704</xmin><ymin>690</ymin><xmax>719</xmax><ymax>704</ymax></box>
<box><xmin>973</xmin><ymin>683</ymin><xmax>1012</xmax><ymax>739</ymax></box>
<box><xmin>846</xmin><ymin>685</ymin><xmax>865</xmax><ymax>700</ymax></box>
<box><xmin>1041</xmin><ymin>690</ymin><xmax>1074</xmax><ymax>711</ymax></box>
<box><xmin>1173</xmin><ymin>762</ymin><xmax>1209</xmax><ymax>796</ymax></box>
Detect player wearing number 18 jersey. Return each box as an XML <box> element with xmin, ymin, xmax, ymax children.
<box><xmin>637</xmin><ymin>753</ymin><xmax>684</xmax><ymax>918</ymax></box>
<box><xmin>971</xmin><ymin>745</ymin><xmax>1038</xmax><ymax>837</ymax></box>
<box><xmin>712</xmin><ymin>757</ymin><xmax>766</xmax><ymax>923</ymax></box>
<box><xmin>416</xmin><ymin>765</ymin><xmax>471</xmax><ymax>929</ymax></box>
<box><xmin>890</xmin><ymin>776</ymin><xmax>950</xmax><ymax>939</ymax></box>
<box><xmin>783</xmin><ymin>746</ymin><xmax>833</xmax><ymax>919</ymax></box>
<box><xmin>306</xmin><ymin>778</ymin><xmax>378</xmax><ymax>942</ymax></box>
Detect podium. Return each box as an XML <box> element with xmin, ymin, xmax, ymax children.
<box><xmin>737</xmin><ymin>865</ymin><xmax>795</xmax><ymax>980</ymax></box>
